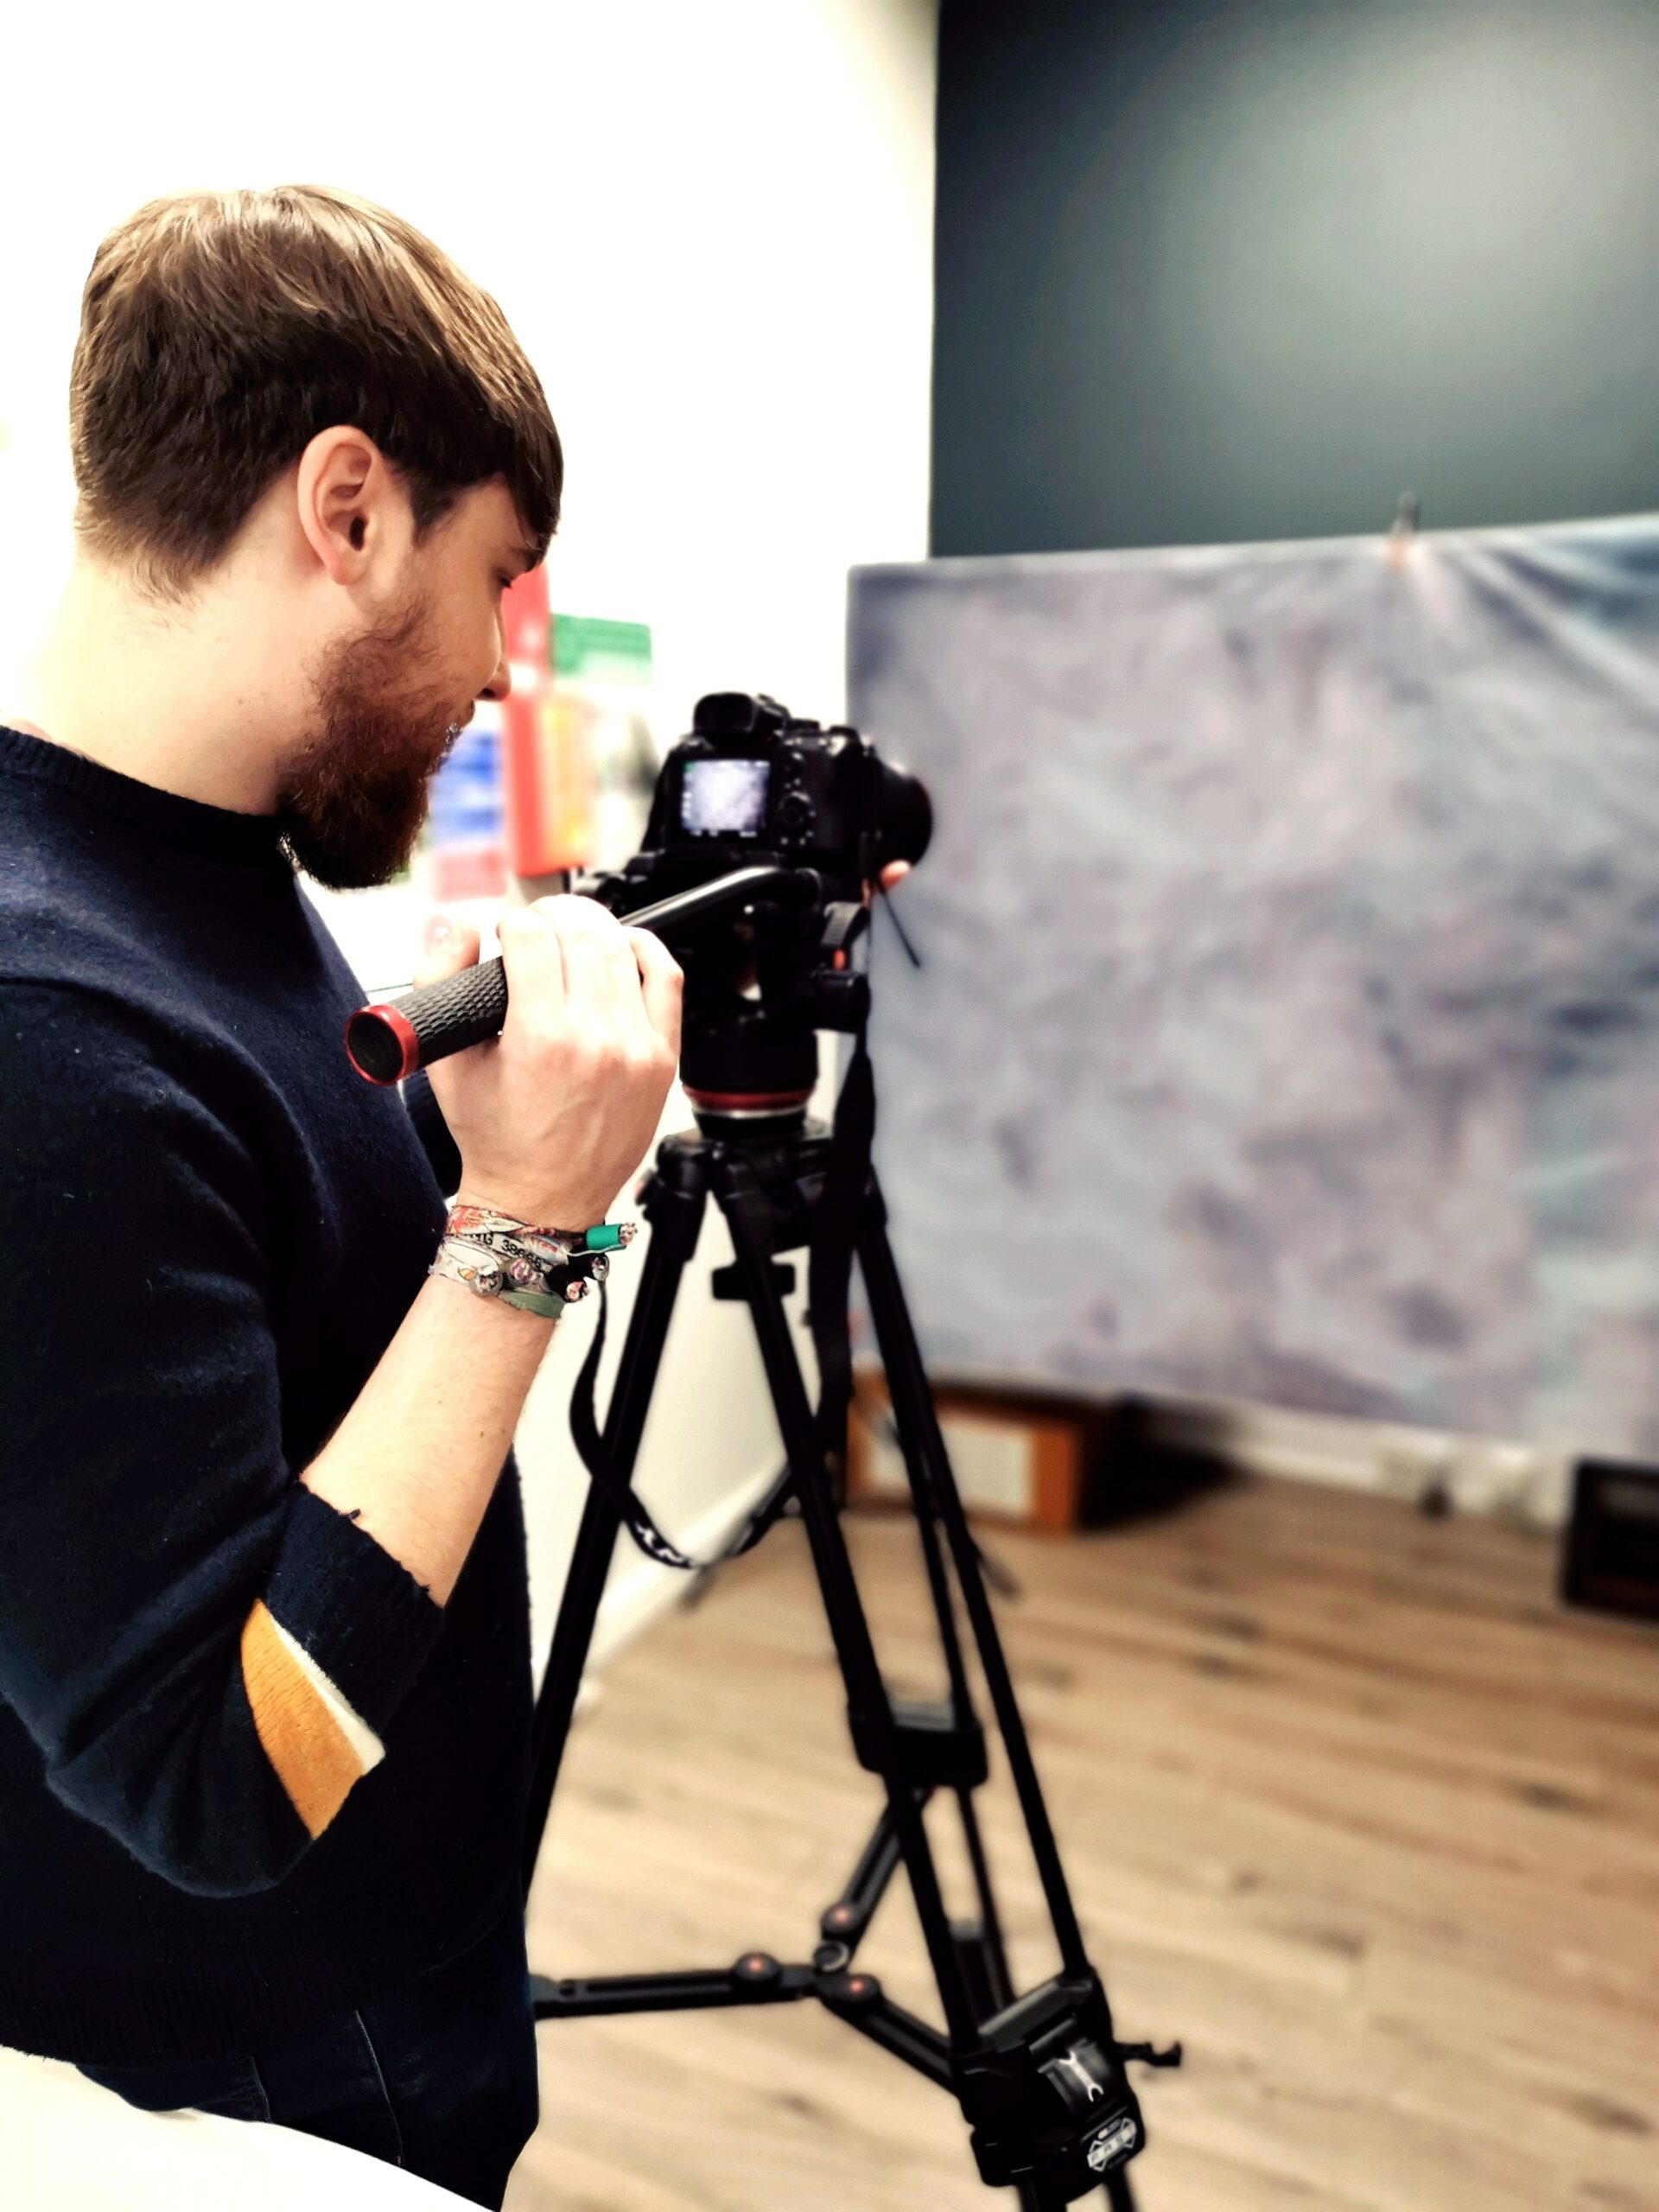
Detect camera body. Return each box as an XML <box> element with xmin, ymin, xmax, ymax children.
<box><xmin>647</xmin><ymin>691</ymin><xmax>923</xmax><ymax>894</ymax></box>
<box><xmin>575</xmin><ymin>693</ymin><xmax>930</xmax><ymax>1121</ymax></box>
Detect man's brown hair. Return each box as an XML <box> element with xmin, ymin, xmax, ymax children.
<box><xmin>70</xmin><ymin>184</ymin><xmax>563</xmax><ymax>595</ymax></box>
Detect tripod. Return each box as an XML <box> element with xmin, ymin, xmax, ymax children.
<box><xmin>519</xmin><ymin>1101</ymin><xmax>1176</xmax><ymax>2208</ymax></box>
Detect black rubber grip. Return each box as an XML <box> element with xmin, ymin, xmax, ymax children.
<box><xmin>346</xmin><ymin>960</ymin><xmax>508</xmax><ymax>1084</ymax></box>
<box><xmin>345</xmin><ymin>865</ymin><xmax>814</xmax><ymax>1085</ymax></box>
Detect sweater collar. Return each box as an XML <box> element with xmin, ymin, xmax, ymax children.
<box><xmin>0</xmin><ymin>724</ymin><xmax>291</xmax><ymax>869</ymax></box>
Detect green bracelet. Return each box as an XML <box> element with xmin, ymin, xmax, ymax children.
<box><xmin>499</xmin><ymin>1283</ymin><xmax>572</xmax><ymax>1319</ymax></box>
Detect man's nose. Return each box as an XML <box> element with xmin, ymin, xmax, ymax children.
<box><xmin>480</xmin><ymin>646</ymin><xmax>512</xmax><ymax>704</ymax></box>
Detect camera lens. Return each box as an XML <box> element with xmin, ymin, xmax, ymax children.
<box><xmin>876</xmin><ymin>760</ymin><xmax>932</xmax><ymax>868</ymax></box>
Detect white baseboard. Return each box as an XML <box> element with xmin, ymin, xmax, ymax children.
<box><xmin>1146</xmin><ymin>1394</ymin><xmax>1575</xmax><ymax>1528</ymax></box>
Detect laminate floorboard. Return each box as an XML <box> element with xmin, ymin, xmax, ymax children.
<box><xmin>509</xmin><ymin>1478</ymin><xmax>1659</xmax><ymax>2211</ymax></box>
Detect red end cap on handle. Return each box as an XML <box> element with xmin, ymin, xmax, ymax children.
<box><xmin>345</xmin><ymin>1002</ymin><xmax>422</xmax><ymax>1086</ymax></box>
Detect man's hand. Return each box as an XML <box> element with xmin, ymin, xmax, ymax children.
<box><xmin>416</xmin><ymin>895</ymin><xmax>683</xmax><ymax>1230</ymax></box>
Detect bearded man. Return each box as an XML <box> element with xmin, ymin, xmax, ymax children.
<box><xmin>0</xmin><ymin>185</ymin><xmax>685</xmax><ymax>2208</ymax></box>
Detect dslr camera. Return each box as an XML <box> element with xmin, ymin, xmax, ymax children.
<box><xmin>574</xmin><ymin>691</ymin><xmax>931</xmax><ymax>1122</ymax></box>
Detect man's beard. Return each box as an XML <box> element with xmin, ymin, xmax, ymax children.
<box><xmin>276</xmin><ymin>591</ymin><xmax>466</xmax><ymax>890</ymax></box>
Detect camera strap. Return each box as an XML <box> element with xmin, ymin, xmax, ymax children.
<box><xmin>569</xmin><ymin>1286</ymin><xmax>705</xmax><ymax>1573</ymax></box>
<box><xmin>567</xmin><ymin>1019</ymin><xmax>876</xmax><ymax>1576</ymax></box>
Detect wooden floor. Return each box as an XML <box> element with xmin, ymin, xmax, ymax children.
<box><xmin>507</xmin><ymin>1479</ymin><xmax>1659</xmax><ymax>2212</ymax></box>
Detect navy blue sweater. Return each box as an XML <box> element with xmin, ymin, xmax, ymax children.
<box><xmin>0</xmin><ymin>724</ymin><xmax>531</xmax><ymax>2064</ymax></box>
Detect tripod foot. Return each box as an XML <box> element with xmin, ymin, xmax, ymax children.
<box><xmin>1018</xmin><ymin>2177</ymin><xmax>1136</xmax><ymax>2212</ymax></box>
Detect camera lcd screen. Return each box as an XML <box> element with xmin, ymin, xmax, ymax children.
<box><xmin>680</xmin><ymin>758</ymin><xmax>771</xmax><ymax>837</ymax></box>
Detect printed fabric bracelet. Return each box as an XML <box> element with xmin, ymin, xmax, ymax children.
<box><xmin>430</xmin><ymin>1204</ymin><xmax>638</xmax><ymax>1319</ymax></box>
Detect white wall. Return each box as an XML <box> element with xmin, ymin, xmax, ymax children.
<box><xmin>0</xmin><ymin>0</ymin><xmax>940</xmax><ymax>1667</ymax></box>
<box><xmin>0</xmin><ymin>0</ymin><xmax>939</xmax><ymax>715</ymax></box>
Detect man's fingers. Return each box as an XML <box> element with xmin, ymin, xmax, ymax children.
<box><xmin>497</xmin><ymin>906</ymin><xmax>568</xmax><ymax>1020</ymax></box>
<box><xmin>531</xmin><ymin>893</ymin><xmax>630</xmax><ymax>1014</ymax></box>
<box><xmin>518</xmin><ymin>893</ymin><xmax>679</xmax><ymax>1065</ymax></box>
<box><xmin>411</xmin><ymin>912</ymin><xmax>482</xmax><ymax>991</ymax></box>
<box><xmin>629</xmin><ymin>929</ymin><xmax>685</xmax><ymax>1058</ymax></box>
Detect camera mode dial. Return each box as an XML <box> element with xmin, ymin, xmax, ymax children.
<box><xmin>776</xmin><ymin>789</ymin><xmax>815</xmax><ymax>838</ymax></box>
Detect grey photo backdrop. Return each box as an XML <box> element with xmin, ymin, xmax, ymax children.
<box><xmin>848</xmin><ymin>518</ymin><xmax>1659</xmax><ymax>1454</ymax></box>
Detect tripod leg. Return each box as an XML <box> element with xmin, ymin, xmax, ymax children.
<box><xmin>858</xmin><ymin>1186</ymin><xmax>1092</xmax><ymax>1979</ymax></box>
<box><xmin>955</xmin><ymin>1790</ymin><xmax>1014</xmax><ymax>2007</ymax></box>
<box><xmin>717</xmin><ymin>1156</ymin><xmax>982</xmax><ymax>2048</ymax></box>
<box><xmin>863</xmin><ymin>1388</ymin><xmax>1017</xmax><ymax>2012</ymax></box>
<box><xmin>520</xmin><ymin>1146</ymin><xmax>709</xmax><ymax>1898</ymax></box>
<box><xmin>880</xmin><ymin>1413</ymin><xmax>1020</xmax><ymax>1993</ymax></box>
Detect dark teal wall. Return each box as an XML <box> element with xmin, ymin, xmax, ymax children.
<box><xmin>931</xmin><ymin>0</ymin><xmax>1659</xmax><ymax>556</ymax></box>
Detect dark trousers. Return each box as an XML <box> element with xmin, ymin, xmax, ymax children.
<box><xmin>79</xmin><ymin>1895</ymin><xmax>539</xmax><ymax>2209</ymax></box>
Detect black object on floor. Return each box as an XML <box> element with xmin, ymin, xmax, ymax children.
<box><xmin>1561</xmin><ymin>1459</ymin><xmax>1659</xmax><ymax>1622</ymax></box>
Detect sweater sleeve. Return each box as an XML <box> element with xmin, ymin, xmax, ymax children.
<box><xmin>0</xmin><ymin>985</ymin><xmax>444</xmax><ymax>1897</ymax></box>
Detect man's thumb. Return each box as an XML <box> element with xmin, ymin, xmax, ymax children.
<box><xmin>411</xmin><ymin>911</ymin><xmax>482</xmax><ymax>990</ymax></box>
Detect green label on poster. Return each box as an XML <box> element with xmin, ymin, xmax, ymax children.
<box><xmin>552</xmin><ymin>615</ymin><xmax>652</xmax><ymax>683</ymax></box>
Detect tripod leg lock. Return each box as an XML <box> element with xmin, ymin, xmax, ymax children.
<box><xmin>846</xmin><ymin>1695</ymin><xmax>989</xmax><ymax>1790</ymax></box>
<box><xmin>709</xmin><ymin>1256</ymin><xmax>796</xmax><ymax>1301</ymax></box>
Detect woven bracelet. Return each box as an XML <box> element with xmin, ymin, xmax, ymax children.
<box><xmin>431</xmin><ymin>1204</ymin><xmax>639</xmax><ymax>1318</ymax></box>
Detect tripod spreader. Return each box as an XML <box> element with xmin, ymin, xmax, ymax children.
<box><xmin>531</xmin><ymin>1952</ymin><xmax>953</xmax><ymax>2081</ymax></box>
<box><xmin>820</xmin><ymin>1802</ymin><xmax>903</xmax><ymax>1947</ymax></box>
<box><xmin>529</xmin><ymin>1946</ymin><xmax>1177</xmax><ymax>2200</ymax></box>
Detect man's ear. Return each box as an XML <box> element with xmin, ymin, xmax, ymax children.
<box><xmin>294</xmin><ymin>426</ymin><xmax>403</xmax><ymax>586</ymax></box>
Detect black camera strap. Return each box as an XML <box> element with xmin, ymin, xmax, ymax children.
<box><xmin>568</xmin><ymin>1020</ymin><xmax>875</xmax><ymax>1576</ymax></box>
<box><xmin>568</xmin><ymin>1285</ymin><xmax>704</xmax><ymax>1573</ymax></box>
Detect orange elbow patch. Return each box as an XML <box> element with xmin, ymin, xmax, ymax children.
<box><xmin>239</xmin><ymin>1600</ymin><xmax>383</xmax><ymax>1839</ymax></box>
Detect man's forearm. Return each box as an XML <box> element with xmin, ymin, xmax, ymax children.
<box><xmin>302</xmin><ymin>1274</ymin><xmax>556</xmax><ymax>1605</ymax></box>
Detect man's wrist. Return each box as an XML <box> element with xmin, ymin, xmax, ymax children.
<box><xmin>423</xmin><ymin>1262</ymin><xmax>560</xmax><ymax>1333</ymax></box>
